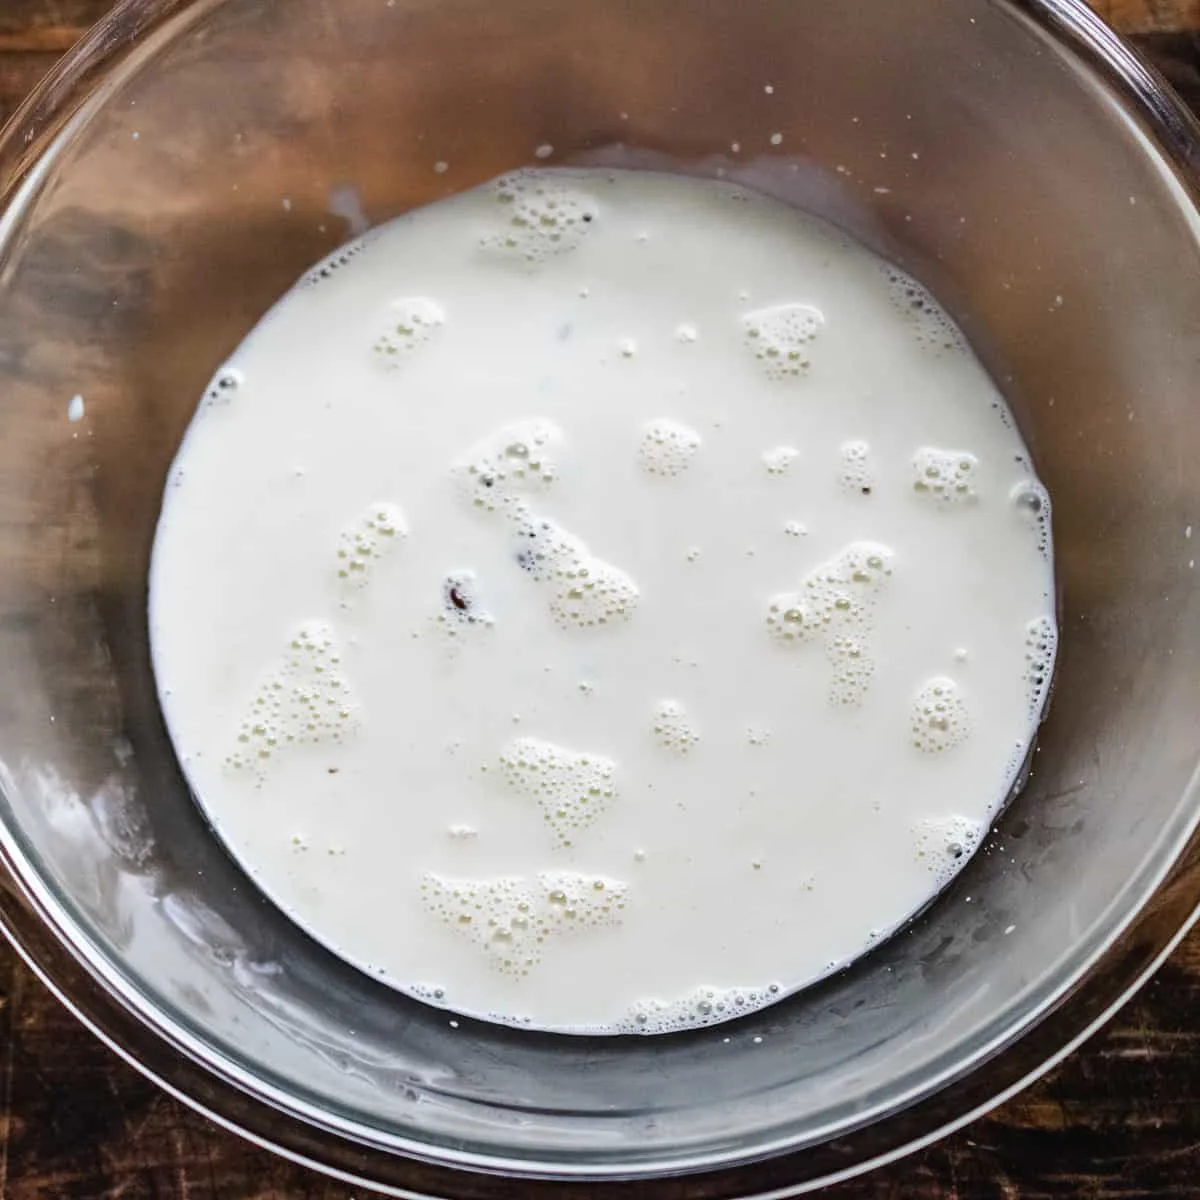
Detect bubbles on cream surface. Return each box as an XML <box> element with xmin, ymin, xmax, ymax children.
<box><xmin>651</xmin><ymin>700</ymin><xmax>701</xmax><ymax>755</ymax></box>
<box><xmin>838</xmin><ymin>439</ymin><xmax>875</xmax><ymax>495</ymax></box>
<box><xmin>452</xmin><ymin>419</ymin><xmax>562</xmax><ymax>515</ymax></box>
<box><xmin>335</xmin><ymin>503</ymin><xmax>406</xmax><ymax>591</ymax></box>
<box><xmin>420</xmin><ymin>869</ymin><xmax>629</xmax><ymax>979</ymax></box>
<box><xmin>763</xmin><ymin>445</ymin><xmax>799</xmax><ymax>476</ymax></box>
<box><xmin>1011</xmin><ymin>479</ymin><xmax>1053</xmax><ymax>558</ymax></box>
<box><xmin>513</xmin><ymin>512</ymin><xmax>641</xmax><ymax>630</ymax></box>
<box><xmin>765</xmin><ymin>541</ymin><xmax>894</xmax><ymax>706</ymax></box>
<box><xmin>225</xmin><ymin>622</ymin><xmax>359</xmax><ymax>779</ymax></box>
<box><xmin>498</xmin><ymin>737</ymin><xmax>618</xmax><ymax>848</ymax></box>
<box><xmin>912</xmin><ymin>447</ymin><xmax>979</xmax><ymax>507</ymax></box>
<box><xmin>638</xmin><ymin>419</ymin><xmax>702</xmax><ymax>478</ymax></box>
<box><xmin>741</xmin><ymin>302</ymin><xmax>824</xmax><ymax>379</ymax></box>
<box><xmin>150</xmin><ymin>168</ymin><xmax>1056</xmax><ymax>1035</ymax></box>
<box><xmin>910</xmin><ymin>677</ymin><xmax>971</xmax><ymax>753</ymax></box>
<box><xmin>1023</xmin><ymin>615</ymin><xmax>1058</xmax><ymax>718</ymax></box>
<box><xmin>371</xmin><ymin>297</ymin><xmax>445</xmax><ymax>367</ymax></box>
<box><xmin>481</xmin><ymin>172</ymin><xmax>599</xmax><ymax>261</ymax></box>
<box><xmin>885</xmin><ymin>267</ymin><xmax>966</xmax><ymax>354</ymax></box>
<box><xmin>913</xmin><ymin>815</ymin><xmax>985</xmax><ymax>886</ymax></box>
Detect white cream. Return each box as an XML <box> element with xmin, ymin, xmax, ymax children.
<box><xmin>149</xmin><ymin>168</ymin><xmax>1056</xmax><ymax>1034</ymax></box>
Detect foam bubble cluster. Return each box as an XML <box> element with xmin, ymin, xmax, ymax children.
<box><xmin>1023</xmin><ymin>615</ymin><xmax>1057</xmax><ymax>719</ymax></box>
<box><xmin>885</xmin><ymin>267</ymin><xmax>966</xmax><ymax>354</ymax></box>
<box><xmin>514</xmin><ymin>513</ymin><xmax>640</xmax><ymax>630</ymax></box>
<box><xmin>203</xmin><ymin>367</ymin><xmax>243</xmax><ymax>407</ymax></box>
<box><xmin>638</xmin><ymin>419</ymin><xmax>701</xmax><ymax>478</ymax></box>
<box><xmin>420</xmin><ymin>869</ymin><xmax>629</xmax><ymax>978</ymax></box>
<box><xmin>453</xmin><ymin>420</ymin><xmax>562</xmax><ymax>516</ymax></box>
<box><xmin>538</xmin><ymin>869</ymin><xmax>629</xmax><ymax>933</ymax></box>
<box><xmin>336</xmin><ymin>503</ymin><xmax>407</xmax><ymax>590</ymax></box>
<box><xmin>910</xmin><ymin>676</ymin><xmax>971</xmax><ymax>753</ymax></box>
<box><xmin>912</xmin><ymin>447</ymin><xmax>979</xmax><ymax>507</ymax></box>
<box><xmin>741</xmin><ymin>303</ymin><xmax>824</xmax><ymax>380</ymax></box>
<box><xmin>371</xmin><ymin>297</ymin><xmax>445</xmax><ymax>367</ymax></box>
<box><xmin>763</xmin><ymin>445</ymin><xmax>799</xmax><ymax>476</ymax></box>
<box><xmin>765</xmin><ymin>541</ymin><xmax>895</xmax><ymax>705</ymax></box>
<box><xmin>303</xmin><ymin>235</ymin><xmax>368</xmax><ymax>287</ymax></box>
<box><xmin>613</xmin><ymin>982</ymin><xmax>783</xmax><ymax>1035</ymax></box>
<box><xmin>498</xmin><ymin>737</ymin><xmax>618</xmax><ymax>848</ymax></box>
<box><xmin>651</xmin><ymin>700</ymin><xmax>700</xmax><ymax>755</ymax></box>
<box><xmin>1010</xmin><ymin>479</ymin><xmax>1052</xmax><ymax>557</ymax></box>
<box><xmin>913</xmin><ymin>814</ymin><xmax>984</xmax><ymax>884</ymax></box>
<box><xmin>226</xmin><ymin>621</ymin><xmax>358</xmax><ymax>778</ymax></box>
<box><xmin>838</xmin><ymin>440</ymin><xmax>875</xmax><ymax>495</ymax></box>
<box><xmin>482</xmin><ymin>171</ymin><xmax>599</xmax><ymax>262</ymax></box>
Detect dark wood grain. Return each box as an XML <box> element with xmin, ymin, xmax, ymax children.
<box><xmin>1</xmin><ymin>3</ymin><xmax>1199</xmax><ymax>1198</ymax></box>
<box><xmin>1097</xmin><ymin>0</ymin><xmax>1200</xmax><ymax>31</ymax></box>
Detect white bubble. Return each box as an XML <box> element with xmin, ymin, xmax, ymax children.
<box><xmin>741</xmin><ymin>303</ymin><xmax>825</xmax><ymax>380</ymax></box>
<box><xmin>884</xmin><ymin>266</ymin><xmax>966</xmax><ymax>354</ymax></box>
<box><xmin>303</xmin><ymin>235</ymin><xmax>369</xmax><ymax>287</ymax></box>
<box><xmin>410</xmin><ymin>982</ymin><xmax>448</xmax><ymax>1003</ymax></box>
<box><xmin>766</xmin><ymin>541</ymin><xmax>895</xmax><ymax>705</ymax></box>
<box><xmin>482</xmin><ymin>171</ymin><xmax>598</xmax><ymax>262</ymax></box>
<box><xmin>612</xmin><ymin>982</ymin><xmax>783</xmax><ymax>1035</ymax></box>
<box><xmin>675</xmin><ymin>323</ymin><xmax>699</xmax><ymax>343</ymax></box>
<box><xmin>498</xmin><ymin>736</ymin><xmax>619</xmax><ymax>847</ymax></box>
<box><xmin>67</xmin><ymin>394</ymin><xmax>85</xmax><ymax>422</ymax></box>
<box><xmin>550</xmin><ymin>557</ymin><xmax>638</xmax><ymax>629</ymax></box>
<box><xmin>203</xmin><ymin>367</ymin><xmax>244</xmax><ymax>407</ymax></box>
<box><xmin>225</xmin><ymin>621</ymin><xmax>360</xmax><ymax>779</ymax></box>
<box><xmin>1010</xmin><ymin>479</ymin><xmax>1052</xmax><ymax>557</ymax></box>
<box><xmin>452</xmin><ymin>419</ymin><xmax>563</xmax><ymax>516</ymax></box>
<box><xmin>912</xmin><ymin>447</ymin><xmax>979</xmax><ymax>506</ymax></box>
<box><xmin>651</xmin><ymin>700</ymin><xmax>700</xmax><ymax>755</ymax></box>
<box><xmin>910</xmin><ymin>676</ymin><xmax>971</xmax><ymax>753</ymax></box>
<box><xmin>513</xmin><ymin>512</ymin><xmax>640</xmax><ymax>630</ymax></box>
<box><xmin>371</xmin><ymin>297</ymin><xmax>445</xmax><ymax>367</ymax></box>
<box><xmin>838</xmin><ymin>439</ymin><xmax>875</xmax><ymax>495</ymax></box>
<box><xmin>538</xmin><ymin>869</ymin><xmax>628</xmax><ymax>932</ymax></box>
<box><xmin>638</xmin><ymin>419</ymin><xmax>701</xmax><ymax>478</ymax></box>
<box><xmin>913</xmin><ymin>814</ymin><xmax>983</xmax><ymax>884</ymax></box>
<box><xmin>763</xmin><ymin>445</ymin><xmax>799</xmax><ymax>475</ymax></box>
<box><xmin>419</xmin><ymin>869</ymin><xmax>626</xmax><ymax>979</ymax></box>
<box><xmin>335</xmin><ymin>502</ymin><xmax>407</xmax><ymax>590</ymax></box>
<box><xmin>1023</xmin><ymin>614</ymin><xmax>1058</xmax><ymax>720</ymax></box>
<box><xmin>783</xmin><ymin>520</ymin><xmax>807</xmax><ymax>537</ymax></box>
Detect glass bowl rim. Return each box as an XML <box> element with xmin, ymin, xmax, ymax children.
<box><xmin>1</xmin><ymin>0</ymin><xmax>1199</xmax><ymax>1194</ymax></box>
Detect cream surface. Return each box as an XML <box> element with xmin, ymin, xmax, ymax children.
<box><xmin>149</xmin><ymin>169</ymin><xmax>1056</xmax><ymax>1034</ymax></box>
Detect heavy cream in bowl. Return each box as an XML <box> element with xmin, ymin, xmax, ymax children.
<box><xmin>149</xmin><ymin>169</ymin><xmax>1056</xmax><ymax>1034</ymax></box>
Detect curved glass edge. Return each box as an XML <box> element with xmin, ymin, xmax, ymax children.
<box><xmin>0</xmin><ymin>0</ymin><xmax>208</xmax><ymax>195</ymax></box>
<box><xmin>0</xmin><ymin>0</ymin><xmax>1197</xmax><ymax>1193</ymax></box>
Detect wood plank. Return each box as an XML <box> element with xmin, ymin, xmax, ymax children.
<box><xmin>0</xmin><ymin>1</ymin><xmax>116</xmax><ymax>51</ymax></box>
<box><xmin>0</xmin><ymin>52</ymin><xmax>69</xmax><ymax>125</ymax></box>
<box><xmin>1096</xmin><ymin>0</ymin><xmax>1200</xmax><ymax>32</ymax></box>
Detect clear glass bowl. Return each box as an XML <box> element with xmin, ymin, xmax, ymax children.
<box><xmin>1</xmin><ymin>0</ymin><xmax>1199</xmax><ymax>1195</ymax></box>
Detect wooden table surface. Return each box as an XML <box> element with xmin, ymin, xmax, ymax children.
<box><xmin>3</xmin><ymin>1</ymin><xmax>1200</xmax><ymax>1197</ymax></box>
